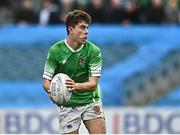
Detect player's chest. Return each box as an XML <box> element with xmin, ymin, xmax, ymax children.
<box><xmin>66</xmin><ymin>53</ymin><xmax>87</xmax><ymax>68</ymax></box>
<box><xmin>58</xmin><ymin>52</ymin><xmax>88</xmax><ymax>72</ymax></box>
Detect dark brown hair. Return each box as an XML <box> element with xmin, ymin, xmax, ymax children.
<box><xmin>65</xmin><ymin>10</ymin><xmax>91</xmax><ymax>35</ymax></box>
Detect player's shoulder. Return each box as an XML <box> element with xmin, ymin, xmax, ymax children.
<box><xmin>50</xmin><ymin>40</ymin><xmax>65</xmax><ymax>51</ymax></box>
<box><xmin>48</xmin><ymin>40</ymin><xmax>66</xmax><ymax>55</ymax></box>
<box><xmin>86</xmin><ymin>40</ymin><xmax>101</xmax><ymax>52</ymax></box>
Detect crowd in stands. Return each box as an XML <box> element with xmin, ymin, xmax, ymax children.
<box><xmin>0</xmin><ymin>0</ymin><xmax>180</xmax><ymax>26</ymax></box>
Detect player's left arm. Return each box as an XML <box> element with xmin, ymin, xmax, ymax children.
<box><xmin>65</xmin><ymin>76</ymin><xmax>99</xmax><ymax>91</ymax></box>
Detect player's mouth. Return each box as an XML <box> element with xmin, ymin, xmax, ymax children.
<box><xmin>83</xmin><ymin>37</ymin><xmax>87</xmax><ymax>40</ymax></box>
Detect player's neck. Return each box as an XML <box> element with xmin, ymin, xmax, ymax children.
<box><xmin>66</xmin><ymin>37</ymin><xmax>82</xmax><ymax>51</ymax></box>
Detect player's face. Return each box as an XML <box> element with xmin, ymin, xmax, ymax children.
<box><xmin>71</xmin><ymin>21</ymin><xmax>89</xmax><ymax>45</ymax></box>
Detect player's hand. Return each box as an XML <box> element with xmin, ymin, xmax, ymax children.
<box><xmin>65</xmin><ymin>79</ymin><xmax>76</xmax><ymax>91</ymax></box>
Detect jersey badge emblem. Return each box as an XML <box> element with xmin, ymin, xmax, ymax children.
<box><xmin>79</xmin><ymin>56</ymin><xmax>86</xmax><ymax>66</ymax></box>
<box><xmin>94</xmin><ymin>106</ymin><xmax>102</xmax><ymax>115</ymax></box>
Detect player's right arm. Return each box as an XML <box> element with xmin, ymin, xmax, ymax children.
<box><xmin>43</xmin><ymin>78</ymin><xmax>56</xmax><ymax>103</ymax></box>
<box><xmin>42</xmin><ymin>47</ymin><xmax>57</xmax><ymax>97</ymax></box>
<box><xmin>43</xmin><ymin>78</ymin><xmax>51</xmax><ymax>95</ymax></box>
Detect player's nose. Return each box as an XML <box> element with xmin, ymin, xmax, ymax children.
<box><xmin>84</xmin><ymin>28</ymin><xmax>88</xmax><ymax>35</ymax></box>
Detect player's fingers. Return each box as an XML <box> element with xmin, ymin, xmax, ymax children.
<box><xmin>65</xmin><ymin>80</ymin><xmax>76</xmax><ymax>91</ymax></box>
<box><xmin>66</xmin><ymin>84</ymin><xmax>75</xmax><ymax>88</ymax></box>
<box><xmin>66</xmin><ymin>79</ymin><xmax>74</xmax><ymax>82</ymax></box>
<box><xmin>65</xmin><ymin>80</ymin><xmax>75</xmax><ymax>85</ymax></box>
<box><xmin>66</xmin><ymin>83</ymin><xmax>75</xmax><ymax>90</ymax></box>
<box><xmin>68</xmin><ymin>87</ymin><xmax>75</xmax><ymax>91</ymax></box>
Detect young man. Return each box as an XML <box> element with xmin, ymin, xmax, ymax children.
<box><xmin>42</xmin><ymin>10</ymin><xmax>106</xmax><ymax>134</ymax></box>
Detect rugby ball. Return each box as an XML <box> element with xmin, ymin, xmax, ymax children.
<box><xmin>50</xmin><ymin>73</ymin><xmax>72</xmax><ymax>105</ymax></box>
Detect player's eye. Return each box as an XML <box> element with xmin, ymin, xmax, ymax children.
<box><xmin>80</xmin><ymin>25</ymin><xmax>87</xmax><ymax>30</ymax></box>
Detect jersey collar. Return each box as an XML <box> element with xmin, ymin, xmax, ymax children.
<box><xmin>64</xmin><ymin>39</ymin><xmax>84</xmax><ymax>52</ymax></box>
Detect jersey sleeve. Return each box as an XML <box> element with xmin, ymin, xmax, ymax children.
<box><xmin>43</xmin><ymin>48</ymin><xmax>58</xmax><ymax>80</ymax></box>
<box><xmin>88</xmin><ymin>48</ymin><xmax>102</xmax><ymax>77</ymax></box>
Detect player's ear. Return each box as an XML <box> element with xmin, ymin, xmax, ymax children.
<box><xmin>68</xmin><ymin>26</ymin><xmax>74</xmax><ymax>35</ymax></box>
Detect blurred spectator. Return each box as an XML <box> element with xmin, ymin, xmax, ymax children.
<box><xmin>165</xmin><ymin>0</ymin><xmax>179</xmax><ymax>24</ymax></box>
<box><xmin>0</xmin><ymin>0</ymin><xmax>13</xmax><ymax>25</ymax></box>
<box><xmin>75</xmin><ymin>0</ymin><xmax>89</xmax><ymax>5</ymax></box>
<box><xmin>38</xmin><ymin>0</ymin><xmax>61</xmax><ymax>25</ymax></box>
<box><xmin>0</xmin><ymin>0</ymin><xmax>180</xmax><ymax>25</ymax></box>
<box><xmin>121</xmin><ymin>1</ymin><xmax>139</xmax><ymax>25</ymax></box>
<box><xmin>14</xmin><ymin>0</ymin><xmax>38</xmax><ymax>25</ymax></box>
<box><xmin>105</xmin><ymin>0</ymin><xmax>124</xmax><ymax>24</ymax></box>
<box><xmin>86</xmin><ymin>0</ymin><xmax>106</xmax><ymax>23</ymax></box>
<box><xmin>57</xmin><ymin>0</ymin><xmax>74</xmax><ymax>22</ymax></box>
<box><xmin>145</xmin><ymin>0</ymin><xmax>166</xmax><ymax>24</ymax></box>
<box><xmin>137</xmin><ymin>0</ymin><xmax>150</xmax><ymax>23</ymax></box>
<box><xmin>72</xmin><ymin>0</ymin><xmax>89</xmax><ymax>10</ymax></box>
<box><xmin>72</xmin><ymin>0</ymin><xmax>86</xmax><ymax>11</ymax></box>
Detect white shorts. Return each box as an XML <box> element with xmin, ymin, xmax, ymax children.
<box><xmin>57</xmin><ymin>101</ymin><xmax>105</xmax><ymax>133</ymax></box>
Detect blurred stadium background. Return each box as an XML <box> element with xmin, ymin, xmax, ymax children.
<box><xmin>0</xmin><ymin>0</ymin><xmax>180</xmax><ymax>134</ymax></box>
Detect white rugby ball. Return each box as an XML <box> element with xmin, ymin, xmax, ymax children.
<box><xmin>50</xmin><ymin>73</ymin><xmax>72</xmax><ymax>105</ymax></box>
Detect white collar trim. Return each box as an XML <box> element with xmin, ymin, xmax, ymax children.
<box><xmin>64</xmin><ymin>39</ymin><xmax>84</xmax><ymax>52</ymax></box>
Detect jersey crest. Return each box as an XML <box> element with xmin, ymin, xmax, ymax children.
<box><xmin>79</xmin><ymin>56</ymin><xmax>86</xmax><ymax>66</ymax></box>
<box><xmin>94</xmin><ymin>105</ymin><xmax>102</xmax><ymax>115</ymax></box>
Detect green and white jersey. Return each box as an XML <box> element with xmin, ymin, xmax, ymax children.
<box><xmin>43</xmin><ymin>39</ymin><xmax>102</xmax><ymax>107</ymax></box>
